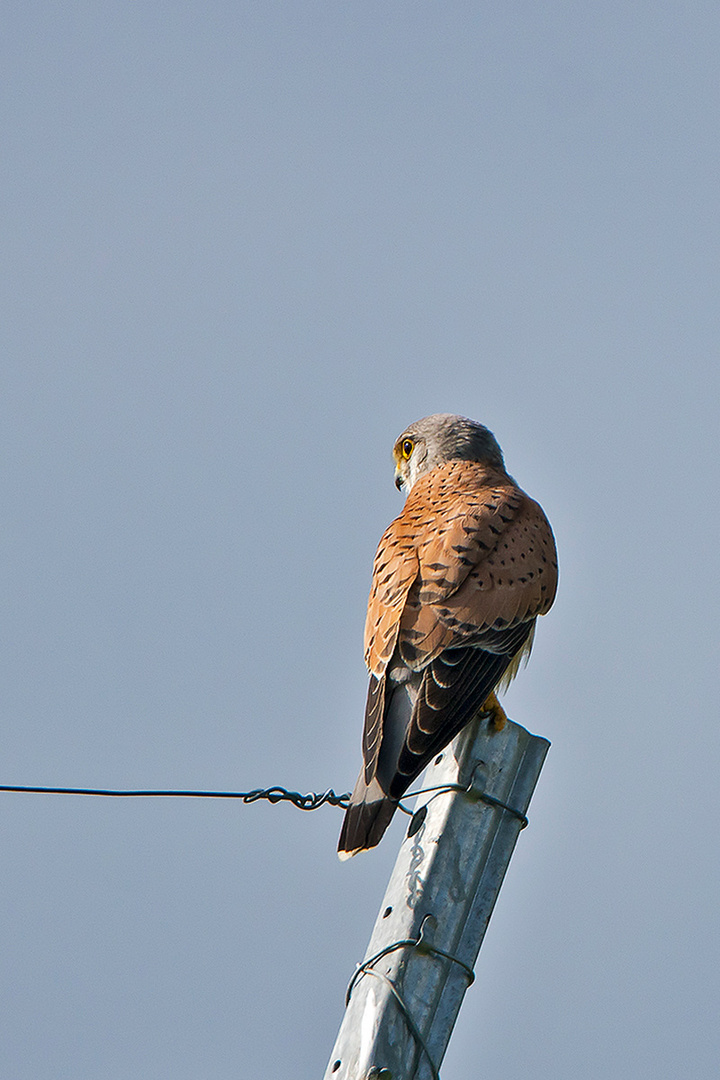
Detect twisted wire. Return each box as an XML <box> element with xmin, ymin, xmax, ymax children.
<box><xmin>0</xmin><ymin>784</ymin><xmax>351</xmax><ymax>810</ymax></box>
<box><xmin>0</xmin><ymin>769</ymin><xmax>528</xmax><ymax>826</ymax></box>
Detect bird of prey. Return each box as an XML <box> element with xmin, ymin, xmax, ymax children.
<box><xmin>338</xmin><ymin>413</ymin><xmax>557</xmax><ymax>859</ymax></box>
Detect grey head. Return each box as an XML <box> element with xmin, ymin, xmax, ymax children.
<box><xmin>392</xmin><ymin>413</ymin><xmax>505</xmax><ymax>493</ymax></box>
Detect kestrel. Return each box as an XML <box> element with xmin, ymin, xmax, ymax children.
<box><xmin>338</xmin><ymin>414</ymin><xmax>557</xmax><ymax>859</ymax></box>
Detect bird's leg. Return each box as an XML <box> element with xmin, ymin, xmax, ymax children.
<box><xmin>481</xmin><ymin>691</ymin><xmax>508</xmax><ymax>731</ymax></box>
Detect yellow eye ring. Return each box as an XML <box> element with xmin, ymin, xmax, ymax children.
<box><xmin>401</xmin><ymin>439</ymin><xmax>414</xmax><ymax>460</ymax></box>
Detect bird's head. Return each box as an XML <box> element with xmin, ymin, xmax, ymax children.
<box><xmin>392</xmin><ymin>413</ymin><xmax>505</xmax><ymax>493</ymax></box>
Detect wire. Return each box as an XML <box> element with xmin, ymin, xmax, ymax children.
<box><xmin>0</xmin><ymin>770</ymin><xmax>528</xmax><ymax>826</ymax></box>
<box><xmin>0</xmin><ymin>784</ymin><xmax>351</xmax><ymax>810</ymax></box>
<box><xmin>398</xmin><ymin>780</ymin><xmax>529</xmax><ymax>828</ymax></box>
<box><xmin>345</xmin><ymin>915</ymin><xmax>474</xmax><ymax>1080</ymax></box>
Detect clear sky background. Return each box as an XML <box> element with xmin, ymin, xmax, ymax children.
<box><xmin>1</xmin><ymin>3</ymin><xmax>718</xmax><ymax>1077</ymax></box>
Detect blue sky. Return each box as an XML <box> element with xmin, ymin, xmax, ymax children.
<box><xmin>1</xmin><ymin>3</ymin><xmax>718</xmax><ymax>1077</ymax></box>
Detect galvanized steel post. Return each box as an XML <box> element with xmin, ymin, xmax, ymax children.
<box><xmin>324</xmin><ymin>716</ymin><xmax>549</xmax><ymax>1080</ymax></box>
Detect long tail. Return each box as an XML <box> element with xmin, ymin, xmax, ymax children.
<box><xmin>337</xmin><ymin>774</ymin><xmax>398</xmax><ymax>860</ymax></box>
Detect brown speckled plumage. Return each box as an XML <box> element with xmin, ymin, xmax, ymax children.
<box><xmin>338</xmin><ymin>414</ymin><xmax>557</xmax><ymax>859</ymax></box>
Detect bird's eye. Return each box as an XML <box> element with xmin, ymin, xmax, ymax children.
<box><xmin>401</xmin><ymin>439</ymin><xmax>414</xmax><ymax>459</ymax></box>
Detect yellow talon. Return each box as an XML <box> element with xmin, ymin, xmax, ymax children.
<box><xmin>482</xmin><ymin>691</ymin><xmax>508</xmax><ymax>731</ymax></box>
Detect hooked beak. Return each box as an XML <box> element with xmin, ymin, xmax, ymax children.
<box><xmin>394</xmin><ymin>470</ymin><xmax>405</xmax><ymax>492</ymax></box>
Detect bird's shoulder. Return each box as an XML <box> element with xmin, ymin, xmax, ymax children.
<box><xmin>409</xmin><ymin>460</ymin><xmax>526</xmax><ymax>602</ymax></box>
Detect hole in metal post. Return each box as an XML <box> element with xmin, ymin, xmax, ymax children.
<box><xmin>331</xmin><ymin>1061</ymin><xmax>341</xmax><ymax>1073</ymax></box>
<box><xmin>434</xmin><ymin>754</ymin><xmax>443</xmax><ymax>764</ymax></box>
<box><xmin>383</xmin><ymin>906</ymin><xmax>392</xmax><ymax>918</ymax></box>
<box><xmin>407</xmin><ymin>804</ymin><xmax>426</xmax><ymax>838</ymax></box>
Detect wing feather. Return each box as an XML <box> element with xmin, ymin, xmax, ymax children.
<box><xmin>395</xmin><ymin>643</ymin><xmax>521</xmax><ymax>790</ymax></box>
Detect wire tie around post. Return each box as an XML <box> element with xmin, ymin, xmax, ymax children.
<box><xmin>345</xmin><ymin>914</ymin><xmax>476</xmax><ymax>1080</ymax></box>
<box><xmin>399</xmin><ymin>770</ymin><xmax>529</xmax><ymax>832</ymax></box>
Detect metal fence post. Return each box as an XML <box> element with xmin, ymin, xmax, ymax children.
<box><xmin>324</xmin><ymin>716</ymin><xmax>550</xmax><ymax>1080</ymax></box>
